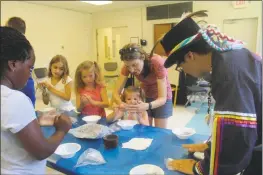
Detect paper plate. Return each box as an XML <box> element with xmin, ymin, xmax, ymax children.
<box><xmin>129</xmin><ymin>164</ymin><xmax>164</xmax><ymax>175</ymax></box>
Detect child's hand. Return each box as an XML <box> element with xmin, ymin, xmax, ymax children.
<box><xmin>112</xmin><ymin>102</ymin><xmax>127</xmax><ymax>111</ymax></box>
<box><xmin>80</xmin><ymin>95</ymin><xmax>90</xmax><ymax>105</ymax></box>
<box><xmin>37</xmin><ymin>83</ymin><xmax>44</xmax><ymax>91</ymax></box>
<box><xmin>86</xmin><ymin>96</ymin><xmax>97</xmax><ymax>106</ymax></box>
<box><xmin>39</xmin><ymin>81</ymin><xmax>52</xmax><ymax>90</ymax></box>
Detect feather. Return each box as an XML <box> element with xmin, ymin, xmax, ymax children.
<box><xmin>180</xmin><ymin>10</ymin><xmax>208</xmax><ymax>22</ymax></box>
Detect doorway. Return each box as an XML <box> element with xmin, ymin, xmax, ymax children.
<box><xmin>96</xmin><ymin>26</ymin><xmax>128</xmax><ymax>67</ymax></box>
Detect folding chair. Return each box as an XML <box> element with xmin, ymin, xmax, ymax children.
<box><xmin>104</xmin><ymin>62</ymin><xmax>119</xmax><ymax>108</ymax></box>
<box><xmin>33</xmin><ymin>67</ymin><xmax>48</xmax><ymax>94</ymax></box>
<box><xmin>184</xmin><ymin>74</ymin><xmax>210</xmax><ymax>113</ymax></box>
<box><xmin>104</xmin><ymin>62</ymin><xmax>119</xmax><ymax>86</ymax></box>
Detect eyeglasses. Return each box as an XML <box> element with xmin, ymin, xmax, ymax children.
<box><xmin>175</xmin><ymin>63</ymin><xmax>183</xmax><ymax>73</ymax></box>
<box><xmin>119</xmin><ymin>47</ymin><xmax>140</xmax><ymax>55</ymax></box>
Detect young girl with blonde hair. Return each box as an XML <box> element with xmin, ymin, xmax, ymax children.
<box><xmin>107</xmin><ymin>86</ymin><xmax>149</xmax><ymax>125</ymax></box>
<box><xmin>75</xmin><ymin>61</ymin><xmax>109</xmax><ymax>117</ymax></box>
<box><xmin>40</xmin><ymin>55</ymin><xmax>74</xmax><ymax>111</ymax></box>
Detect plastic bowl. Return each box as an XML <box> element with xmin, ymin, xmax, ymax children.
<box><xmin>172</xmin><ymin>127</ymin><xmax>196</xmax><ymax>139</ymax></box>
<box><xmin>82</xmin><ymin>115</ymin><xmax>101</xmax><ymax>123</ymax></box>
<box><xmin>117</xmin><ymin>120</ymin><xmax>138</xmax><ymax>130</ymax></box>
<box><xmin>55</xmin><ymin>143</ymin><xmax>81</xmax><ymax>158</ymax></box>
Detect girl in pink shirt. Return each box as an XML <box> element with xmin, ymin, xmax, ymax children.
<box><xmin>75</xmin><ymin>61</ymin><xmax>109</xmax><ymax>117</ymax></box>
<box><xmin>113</xmin><ymin>43</ymin><xmax>173</xmax><ymax>128</ymax></box>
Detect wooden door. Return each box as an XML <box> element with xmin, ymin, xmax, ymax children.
<box><xmin>153</xmin><ymin>23</ymin><xmax>172</xmax><ymax>56</ymax></box>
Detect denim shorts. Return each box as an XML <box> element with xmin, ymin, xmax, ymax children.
<box><xmin>146</xmin><ymin>98</ymin><xmax>173</xmax><ymax>118</ymax></box>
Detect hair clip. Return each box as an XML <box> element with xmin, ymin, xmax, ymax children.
<box><xmin>119</xmin><ymin>47</ymin><xmax>139</xmax><ymax>55</ymax></box>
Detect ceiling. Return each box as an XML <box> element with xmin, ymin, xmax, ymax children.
<box><xmin>24</xmin><ymin>1</ymin><xmax>180</xmax><ymax>14</ymax></box>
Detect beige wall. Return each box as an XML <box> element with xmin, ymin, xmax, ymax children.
<box><xmin>1</xmin><ymin>1</ymin><xmax>261</xmax><ymax>85</ymax></box>
<box><xmin>92</xmin><ymin>1</ymin><xmax>262</xmax><ymax>54</ymax></box>
<box><xmin>1</xmin><ymin>1</ymin><xmax>93</xmax><ymax>77</ymax></box>
<box><xmin>92</xmin><ymin>1</ymin><xmax>262</xmax><ymax>85</ymax></box>
<box><xmin>194</xmin><ymin>1</ymin><xmax>262</xmax><ymax>56</ymax></box>
<box><xmin>92</xmin><ymin>7</ymin><xmax>143</xmax><ymax>59</ymax></box>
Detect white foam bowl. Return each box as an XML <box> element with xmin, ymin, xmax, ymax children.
<box><xmin>117</xmin><ymin>120</ymin><xmax>138</xmax><ymax>130</ymax></box>
<box><xmin>55</xmin><ymin>143</ymin><xmax>81</xmax><ymax>158</ymax></box>
<box><xmin>82</xmin><ymin>115</ymin><xmax>101</xmax><ymax>123</ymax></box>
<box><xmin>172</xmin><ymin>127</ymin><xmax>196</xmax><ymax>139</ymax></box>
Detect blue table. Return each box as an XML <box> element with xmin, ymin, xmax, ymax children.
<box><xmin>42</xmin><ymin>117</ymin><xmax>208</xmax><ymax>175</ymax></box>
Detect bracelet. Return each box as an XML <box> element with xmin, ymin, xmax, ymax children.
<box><xmin>148</xmin><ymin>102</ymin><xmax>152</xmax><ymax>110</ymax></box>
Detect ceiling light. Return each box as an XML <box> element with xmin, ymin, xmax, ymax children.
<box><xmin>81</xmin><ymin>1</ymin><xmax>112</xmax><ymax>5</ymax></box>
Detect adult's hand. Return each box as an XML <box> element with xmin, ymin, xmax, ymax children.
<box><xmin>182</xmin><ymin>143</ymin><xmax>208</xmax><ymax>153</ymax></box>
<box><xmin>125</xmin><ymin>101</ymin><xmax>149</xmax><ymax>112</ymax></box>
<box><xmin>112</xmin><ymin>102</ymin><xmax>128</xmax><ymax>111</ymax></box>
<box><xmin>166</xmin><ymin>158</ymin><xmax>196</xmax><ymax>175</ymax></box>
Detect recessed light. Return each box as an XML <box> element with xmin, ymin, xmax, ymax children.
<box><xmin>81</xmin><ymin>1</ymin><xmax>112</xmax><ymax>6</ymax></box>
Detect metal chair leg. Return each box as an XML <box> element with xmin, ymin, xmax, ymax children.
<box><xmin>185</xmin><ymin>93</ymin><xmax>194</xmax><ymax>107</ymax></box>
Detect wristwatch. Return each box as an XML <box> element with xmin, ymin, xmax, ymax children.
<box><xmin>148</xmin><ymin>102</ymin><xmax>152</xmax><ymax>110</ymax></box>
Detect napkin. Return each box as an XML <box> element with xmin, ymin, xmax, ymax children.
<box><xmin>122</xmin><ymin>138</ymin><xmax>153</xmax><ymax>150</ymax></box>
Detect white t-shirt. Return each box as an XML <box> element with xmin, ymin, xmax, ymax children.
<box><xmin>1</xmin><ymin>85</ymin><xmax>46</xmax><ymax>174</ymax></box>
<box><xmin>47</xmin><ymin>76</ymin><xmax>75</xmax><ymax>111</ymax></box>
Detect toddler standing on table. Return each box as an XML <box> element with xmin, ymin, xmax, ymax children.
<box><xmin>107</xmin><ymin>86</ymin><xmax>149</xmax><ymax>126</ymax></box>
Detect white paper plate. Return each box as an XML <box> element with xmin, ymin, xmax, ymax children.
<box><xmin>82</xmin><ymin>115</ymin><xmax>101</xmax><ymax>123</ymax></box>
<box><xmin>69</xmin><ymin>123</ymin><xmax>111</xmax><ymax>139</ymax></box>
<box><xmin>130</xmin><ymin>164</ymin><xmax>164</xmax><ymax>175</ymax></box>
